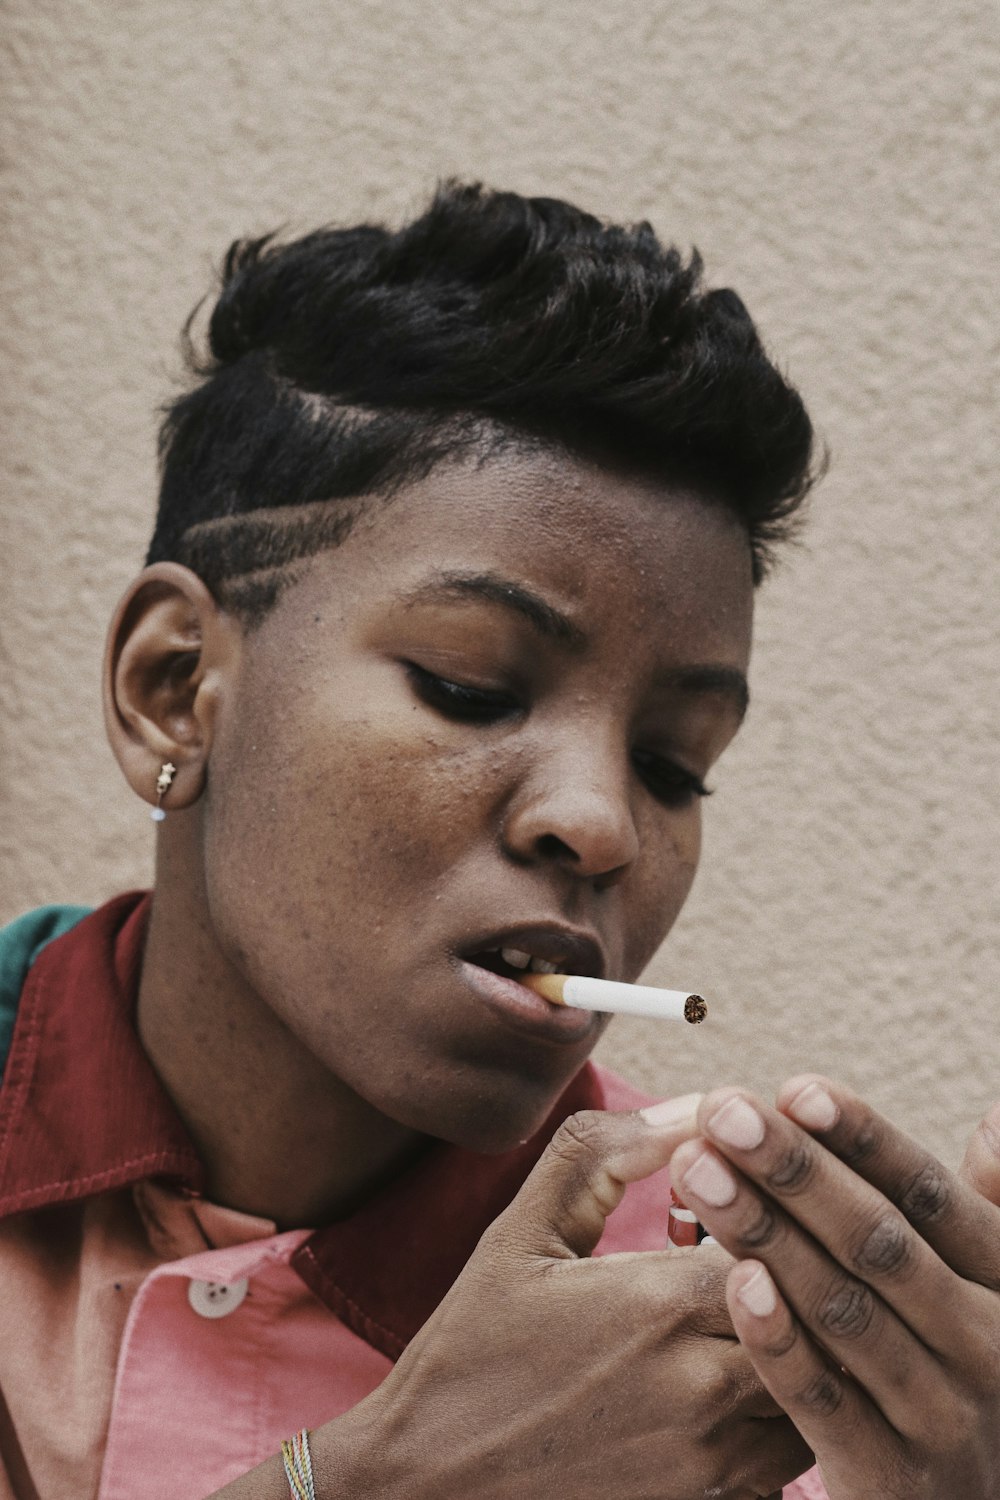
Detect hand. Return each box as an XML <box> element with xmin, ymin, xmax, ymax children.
<box><xmin>668</xmin><ymin>1078</ymin><xmax>1000</xmax><ymax>1500</ymax></box>
<box><xmin>318</xmin><ymin>1106</ymin><xmax>812</xmax><ymax>1500</ymax></box>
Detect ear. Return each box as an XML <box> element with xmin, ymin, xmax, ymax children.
<box><xmin>102</xmin><ymin>562</ymin><xmax>242</xmax><ymax>815</ymax></box>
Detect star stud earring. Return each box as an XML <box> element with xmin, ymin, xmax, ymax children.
<box><xmin>150</xmin><ymin>762</ymin><xmax>176</xmax><ymax>822</ymax></box>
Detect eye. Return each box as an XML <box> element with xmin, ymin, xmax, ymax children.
<box><xmin>632</xmin><ymin>748</ymin><xmax>712</xmax><ymax>809</ymax></box>
<box><xmin>405</xmin><ymin>663</ymin><xmax>521</xmax><ymax>725</ymax></box>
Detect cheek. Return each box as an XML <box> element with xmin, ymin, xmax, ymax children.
<box><xmin>201</xmin><ymin>694</ymin><xmax>498</xmax><ymax>954</ymax></box>
<box><xmin>622</xmin><ymin>809</ymin><xmax>702</xmax><ymax>977</ymax></box>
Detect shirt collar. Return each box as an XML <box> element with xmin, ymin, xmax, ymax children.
<box><xmin>0</xmin><ymin>892</ymin><xmax>605</xmax><ymax>1359</ymax></box>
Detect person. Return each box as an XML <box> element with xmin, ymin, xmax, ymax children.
<box><xmin>0</xmin><ymin>182</ymin><xmax>996</xmax><ymax>1500</ymax></box>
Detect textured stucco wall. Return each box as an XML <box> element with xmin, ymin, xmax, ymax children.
<box><xmin>1</xmin><ymin>1</ymin><xmax>996</xmax><ymax>1167</ymax></box>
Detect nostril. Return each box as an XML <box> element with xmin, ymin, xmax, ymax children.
<box><xmin>535</xmin><ymin>832</ymin><xmax>577</xmax><ymax>862</ymax></box>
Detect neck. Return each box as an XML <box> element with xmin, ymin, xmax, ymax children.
<box><xmin>136</xmin><ymin>816</ymin><xmax>426</xmax><ymax>1227</ymax></box>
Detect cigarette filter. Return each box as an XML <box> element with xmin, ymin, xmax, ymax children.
<box><xmin>521</xmin><ymin>972</ymin><xmax>707</xmax><ymax>1024</ymax></box>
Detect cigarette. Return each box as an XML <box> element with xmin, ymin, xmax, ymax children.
<box><xmin>520</xmin><ymin>973</ymin><xmax>707</xmax><ymax>1024</ymax></box>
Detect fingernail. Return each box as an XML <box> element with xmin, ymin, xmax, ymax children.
<box><xmin>786</xmin><ymin>1082</ymin><xmax>838</xmax><ymax>1131</ymax></box>
<box><xmin>736</xmin><ymin>1265</ymin><xmax>777</xmax><ymax>1317</ymax></box>
<box><xmin>707</xmin><ymin>1096</ymin><xmax>765</xmax><ymax>1150</ymax></box>
<box><xmin>641</xmin><ymin>1093</ymin><xmax>703</xmax><ymax>1130</ymax></box>
<box><xmin>681</xmin><ymin>1149</ymin><xmax>737</xmax><ymax>1207</ymax></box>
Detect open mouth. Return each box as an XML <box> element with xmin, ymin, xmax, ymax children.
<box><xmin>459</xmin><ymin>949</ymin><xmax>597</xmax><ymax>1044</ymax></box>
<box><xmin>455</xmin><ymin>927</ymin><xmax>606</xmax><ymax>1043</ymax></box>
<box><xmin>466</xmin><ymin>947</ymin><xmax>565</xmax><ymax>983</ymax></box>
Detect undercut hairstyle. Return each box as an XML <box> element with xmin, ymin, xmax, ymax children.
<box><xmin>149</xmin><ymin>181</ymin><xmax>819</xmax><ymax>624</ymax></box>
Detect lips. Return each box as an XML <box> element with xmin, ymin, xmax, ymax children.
<box><xmin>461</xmin><ymin>925</ymin><xmax>606</xmax><ymax>982</ymax></box>
<box><xmin>455</xmin><ymin>924</ymin><xmax>607</xmax><ymax>1045</ymax></box>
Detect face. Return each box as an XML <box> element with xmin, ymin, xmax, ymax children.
<box><xmin>202</xmin><ymin>449</ymin><xmax>753</xmax><ymax>1150</ymax></box>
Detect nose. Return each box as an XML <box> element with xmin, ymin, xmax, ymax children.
<box><xmin>501</xmin><ymin>738</ymin><xmax>641</xmax><ymax>885</ymax></box>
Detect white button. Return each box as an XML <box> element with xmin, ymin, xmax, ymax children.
<box><xmin>187</xmin><ymin>1277</ymin><xmax>249</xmax><ymax>1319</ymax></box>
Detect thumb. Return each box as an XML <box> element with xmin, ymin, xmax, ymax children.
<box><xmin>958</xmin><ymin>1101</ymin><xmax>1000</xmax><ymax>1206</ymax></box>
<box><xmin>492</xmin><ymin>1094</ymin><xmax>702</xmax><ymax>1261</ymax></box>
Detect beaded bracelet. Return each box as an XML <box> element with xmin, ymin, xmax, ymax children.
<box><xmin>281</xmin><ymin>1429</ymin><xmax>316</xmax><ymax>1500</ymax></box>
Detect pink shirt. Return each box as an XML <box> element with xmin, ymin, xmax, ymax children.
<box><xmin>0</xmin><ymin>897</ymin><xmax>827</xmax><ymax>1498</ymax></box>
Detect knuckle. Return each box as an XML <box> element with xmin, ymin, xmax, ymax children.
<box><xmin>817</xmin><ymin>1275</ymin><xmax>877</xmax><ymax>1340</ymax></box>
<box><xmin>759</xmin><ymin>1320</ymin><xmax>799</xmax><ymax>1360</ymax></box>
<box><xmin>839</xmin><ymin>1115</ymin><xmax>883</xmax><ymax>1168</ymax></box>
<box><xmin>697</xmin><ymin>1361</ymin><xmax>737</xmax><ymax>1415</ymax></box>
<box><xmin>766</xmin><ymin>1140</ymin><xmax>816</xmax><ymax>1194</ymax></box>
<box><xmin>899</xmin><ymin>1160</ymin><xmax>952</xmax><ymax>1226</ymax></box>
<box><xmin>852</xmin><ymin>1211</ymin><xmax>913</xmax><ymax>1278</ymax></box>
<box><xmin>545</xmin><ymin>1109</ymin><xmax>640</xmax><ymax>1229</ymax></box>
<box><xmin>709</xmin><ymin>1365</ymin><xmax>745</xmax><ymax>1414</ymax></box>
<box><xmin>798</xmin><ymin>1366</ymin><xmax>846</xmax><ymax>1418</ymax></box>
<box><xmin>549</xmin><ymin>1109</ymin><xmax>609</xmax><ymax>1163</ymax></box>
<box><xmin>735</xmin><ymin>1200</ymin><xmax>782</xmax><ymax>1252</ymax></box>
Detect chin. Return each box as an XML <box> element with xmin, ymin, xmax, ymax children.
<box><xmin>394</xmin><ymin>1072</ymin><xmax>577</xmax><ymax>1156</ymax></box>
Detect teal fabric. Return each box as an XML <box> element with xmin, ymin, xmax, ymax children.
<box><xmin>0</xmin><ymin>905</ymin><xmax>92</xmax><ymax>1080</ymax></box>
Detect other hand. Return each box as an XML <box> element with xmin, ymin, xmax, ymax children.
<box><xmin>669</xmin><ymin>1078</ymin><xmax>1000</xmax><ymax>1500</ymax></box>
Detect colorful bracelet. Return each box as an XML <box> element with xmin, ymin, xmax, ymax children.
<box><xmin>281</xmin><ymin>1429</ymin><xmax>316</xmax><ymax>1500</ymax></box>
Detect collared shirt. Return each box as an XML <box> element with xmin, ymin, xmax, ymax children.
<box><xmin>0</xmin><ymin>896</ymin><xmax>826</xmax><ymax>1499</ymax></box>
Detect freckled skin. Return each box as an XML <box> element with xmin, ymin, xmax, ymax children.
<box><xmin>130</xmin><ymin>449</ymin><xmax>753</xmax><ymax>1223</ymax></box>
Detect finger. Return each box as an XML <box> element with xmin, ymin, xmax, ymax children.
<box><xmin>958</xmin><ymin>1101</ymin><xmax>1000</xmax><ymax>1207</ymax></box>
<box><xmin>670</xmin><ymin>1134</ymin><xmax>948</xmax><ymax>1429</ymax></box>
<box><xmin>726</xmin><ymin>1260</ymin><xmax>898</xmax><ymax>1491</ymax></box>
<box><xmin>775</xmin><ymin>1075</ymin><xmax>1000</xmax><ymax>1288</ymax></box>
<box><xmin>689</xmin><ymin>1090</ymin><xmax>973</xmax><ymax>1354</ymax></box>
<box><xmin>490</xmin><ymin>1096</ymin><xmax>701</xmax><ymax>1263</ymax></box>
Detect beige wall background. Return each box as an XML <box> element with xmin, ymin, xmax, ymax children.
<box><xmin>1</xmin><ymin>0</ymin><xmax>996</xmax><ymax>1167</ymax></box>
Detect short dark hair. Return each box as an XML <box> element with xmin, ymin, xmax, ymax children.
<box><xmin>149</xmin><ymin>181</ymin><xmax>819</xmax><ymax>623</ymax></box>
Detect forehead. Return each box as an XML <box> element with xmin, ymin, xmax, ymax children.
<box><xmin>274</xmin><ymin>448</ymin><xmax>754</xmax><ymax>671</ymax></box>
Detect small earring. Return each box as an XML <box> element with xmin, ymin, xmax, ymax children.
<box><xmin>150</xmin><ymin>762</ymin><xmax>177</xmax><ymax>822</ymax></box>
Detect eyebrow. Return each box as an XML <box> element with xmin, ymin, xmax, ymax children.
<box><xmin>660</xmin><ymin>665</ymin><xmax>750</xmax><ymax>723</ymax></box>
<box><xmin>398</xmin><ymin>568</ymin><xmax>749</xmax><ymax>720</ymax></box>
<box><xmin>399</xmin><ymin>569</ymin><xmax>588</xmax><ymax>649</ymax></box>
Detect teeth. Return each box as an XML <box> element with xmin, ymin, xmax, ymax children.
<box><xmin>494</xmin><ymin>949</ymin><xmax>566</xmax><ymax>975</ymax></box>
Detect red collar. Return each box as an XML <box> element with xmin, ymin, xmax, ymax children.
<box><xmin>0</xmin><ymin>892</ymin><xmax>608</xmax><ymax>1359</ymax></box>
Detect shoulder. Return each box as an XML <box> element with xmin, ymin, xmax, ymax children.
<box><xmin>0</xmin><ymin>906</ymin><xmax>92</xmax><ymax>1080</ymax></box>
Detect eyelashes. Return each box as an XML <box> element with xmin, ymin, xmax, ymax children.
<box><xmin>405</xmin><ymin>662</ymin><xmax>520</xmax><ymax>723</ymax></box>
<box><xmin>630</xmin><ymin>750</ymin><xmax>712</xmax><ymax>808</ymax></box>
<box><xmin>405</xmin><ymin>663</ymin><xmax>713</xmax><ymax>810</ymax></box>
